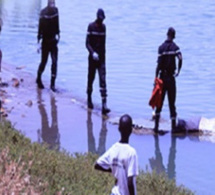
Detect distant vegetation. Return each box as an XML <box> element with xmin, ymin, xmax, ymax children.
<box><xmin>0</xmin><ymin>120</ymin><xmax>194</xmax><ymax>194</ymax></box>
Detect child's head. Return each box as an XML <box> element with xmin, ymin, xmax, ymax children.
<box><xmin>119</xmin><ymin>114</ymin><xmax>133</xmax><ymax>138</ymax></box>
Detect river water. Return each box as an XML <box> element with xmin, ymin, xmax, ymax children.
<box><xmin>0</xmin><ymin>0</ymin><xmax>215</xmax><ymax>194</ymax></box>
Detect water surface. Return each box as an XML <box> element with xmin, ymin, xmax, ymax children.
<box><xmin>1</xmin><ymin>0</ymin><xmax>215</xmax><ymax>194</ymax></box>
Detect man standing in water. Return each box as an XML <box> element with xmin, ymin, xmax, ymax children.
<box><xmin>95</xmin><ymin>114</ymin><xmax>139</xmax><ymax>195</ymax></box>
<box><xmin>154</xmin><ymin>27</ymin><xmax>182</xmax><ymax>133</ymax></box>
<box><xmin>86</xmin><ymin>8</ymin><xmax>110</xmax><ymax>114</ymax></box>
<box><xmin>36</xmin><ymin>0</ymin><xmax>60</xmax><ymax>92</ymax></box>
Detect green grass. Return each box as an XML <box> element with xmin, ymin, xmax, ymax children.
<box><xmin>0</xmin><ymin>120</ymin><xmax>194</xmax><ymax>195</ymax></box>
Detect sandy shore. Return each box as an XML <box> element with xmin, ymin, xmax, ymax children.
<box><xmin>0</xmin><ymin>63</ymin><xmax>125</xmax><ymax>153</ymax></box>
<box><xmin>2</xmin><ymin>63</ymin><xmax>214</xmax><ymax>155</ymax></box>
<box><xmin>0</xmin><ymin>62</ymin><xmax>163</xmax><ymax>155</ymax></box>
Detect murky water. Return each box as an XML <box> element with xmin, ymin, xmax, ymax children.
<box><xmin>0</xmin><ymin>0</ymin><xmax>215</xmax><ymax>194</ymax></box>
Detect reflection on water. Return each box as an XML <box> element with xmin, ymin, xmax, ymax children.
<box><xmin>167</xmin><ymin>136</ymin><xmax>177</xmax><ymax>180</ymax></box>
<box><xmin>150</xmin><ymin>132</ymin><xmax>215</xmax><ymax>182</ymax></box>
<box><xmin>149</xmin><ymin>135</ymin><xmax>177</xmax><ymax>180</ymax></box>
<box><xmin>1</xmin><ymin>0</ymin><xmax>215</xmax><ymax>194</ymax></box>
<box><xmin>0</xmin><ymin>0</ymin><xmax>215</xmax><ymax>120</ymax></box>
<box><xmin>37</xmin><ymin>89</ymin><xmax>60</xmax><ymax>150</ymax></box>
<box><xmin>87</xmin><ymin>110</ymin><xmax>107</xmax><ymax>155</ymax></box>
<box><xmin>0</xmin><ymin>0</ymin><xmax>4</xmax><ymax>18</ymax></box>
<box><xmin>149</xmin><ymin>135</ymin><xmax>166</xmax><ymax>175</ymax></box>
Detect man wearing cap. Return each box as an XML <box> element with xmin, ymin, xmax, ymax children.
<box><xmin>154</xmin><ymin>27</ymin><xmax>183</xmax><ymax>133</ymax></box>
<box><xmin>36</xmin><ymin>0</ymin><xmax>60</xmax><ymax>92</ymax></box>
<box><xmin>86</xmin><ymin>8</ymin><xmax>110</xmax><ymax>114</ymax></box>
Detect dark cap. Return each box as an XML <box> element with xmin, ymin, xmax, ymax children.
<box><xmin>97</xmin><ymin>8</ymin><xmax>105</xmax><ymax>20</ymax></box>
<box><xmin>167</xmin><ymin>27</ymin><xmax>176</xmax><ymax>38</ymax></box>
<box><xmin>48</xmin><ymin>0</ymin><xmax>55</xmax><ymax>7</ymax></box>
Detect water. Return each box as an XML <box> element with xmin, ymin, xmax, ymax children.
<box><xmin>0</xmin><ymin>0</ymin><xmax>215</xmax><ymax>194</ymax></box>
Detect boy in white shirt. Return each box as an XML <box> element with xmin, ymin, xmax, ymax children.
<box><xmin>95</xmin><ymin>114</ymin><xmax>139</xmax><ymax>195</ymax></box>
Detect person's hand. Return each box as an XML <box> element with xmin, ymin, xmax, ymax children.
<box><xmin>37</xmin><ymin>43</ymin><xmax>41</xmax><ymax>53</ymax></box>
<box><xmin>174</xmin><ymin>72</ymin><xmax>179</xmax><ymax>77</ymax></box>
<box><xmin>92</xmin><ymin>52</ymin><xmax>99</xmax><ymax>61</ymax></box>
<box><xmin>56</xmin><ymin>34</ymin><xmax>60</xmax><ymax>43</ymax></box>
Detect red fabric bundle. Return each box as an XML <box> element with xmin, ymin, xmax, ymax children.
<box><xmin>149</xmin><ymin>78</ymin><xmax>163</xmax><ymax>109</ymax></box>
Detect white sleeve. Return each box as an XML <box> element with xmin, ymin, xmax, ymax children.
<box><xmin>127</xmin><ymin>150</ymin><xmax>139</xmax><ymax>177</ymax></box>
<box><xmin>96</xmin><ymin>148</ymin><xmax>112</xmax><ymax>170</ymax></box>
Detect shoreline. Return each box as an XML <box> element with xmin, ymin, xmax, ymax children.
<box><xmin>1</xmin><ymin>62</ymin><xmax>215</xmax><ymax>151</ymax></box>
<box><xmin>0</xmin><ymin>62</ymin><xmax>122</xmax><ymax>153</ymax></box>
<box><xmin>1</xmin><ymin>62</ymin><xmax>215</xmax><ymax>195</ymax></box>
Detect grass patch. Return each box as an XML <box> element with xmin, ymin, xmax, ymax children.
<box><xmin>0</xmin><ymin>120</ymin><xmax>194</xmax><ymax>194</ymax></box>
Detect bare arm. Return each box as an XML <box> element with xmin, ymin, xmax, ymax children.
<box><xmin>94</xmin><ymin>163</ymin><xmax>111</xmax><ymax>173</ymax></box>
<box><xmin>128</xmin><ymin>176</ymin><xmax>135</xmax><ymax>195</ymax></box>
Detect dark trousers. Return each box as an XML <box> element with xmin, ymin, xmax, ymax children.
<box><xmin>87</xmin><ymin>56</ymin><xmax>107</xmax><ymax>98</ymax></box>
<box><xmin>155</xmin><ymin>76</ymin><xmax>177</xmax><ymax>119</ymax></box>
<box><xmin>37</xmin><ymin>39</ymin><xmax>58</xmax><ymax>79</ymax></box>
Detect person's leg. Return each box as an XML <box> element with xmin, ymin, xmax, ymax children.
<box><xmin>154</xmin><ymin>82</ymin><xmax>166</xmax><ymax>132</ymax></box>
<box><xmin>37</xmin><ymin>42</ymin><xmax>49</xmax><ymax>89</ymax></box>
<box><xmin>87</xmin><ymin>57</ymin><xmax>96</xmax><ymax>109</ymax></box>
<box><xmin>98</xmin><ymin>61</ymin><xmax>110</xmax><ymax>114</ymax></box>
<box><xmin>50</xmin><ymin>42</ymin><xmax>58</xmax><ymax>91</ymax></box>
<box><xmin>167</xmin><ymin>78</ymin><xmax>177</xmax><ymax>131</ymax></box>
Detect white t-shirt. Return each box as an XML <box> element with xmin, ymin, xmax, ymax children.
<box><xmin>96</xmin><ymin>142</ymin><xmax>139</xmax><ymax>195</ymax></box>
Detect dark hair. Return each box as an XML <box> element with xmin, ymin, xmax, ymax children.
<box><xmin>119</xmin><ymin>114</ymin><xmax>133</xmax><ymax>135</ymax></box>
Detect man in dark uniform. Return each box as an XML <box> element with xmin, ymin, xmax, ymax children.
<box><xmin>154</xmin><ymin>27</ymin><xmax>182</xmax><ymax>133</ymax></box>
<box><xmin>86</xmin><ymin>8</ymin><xmax>110</xmax><ymax>114</ymax></box>
<box><xmin>36</xmin><ymin>0</ymin><xmax>60</xmax><ymax>92</ymax></box>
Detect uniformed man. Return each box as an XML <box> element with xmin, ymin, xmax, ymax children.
<box><xmin>86</xmin><ymin>8</ymin><xmax>110</xmax><ymax>114</ymax></box>
<box><xmin>154</xmin><ymin>27</ymin><xmax>183</xmax><ymax>133</ymax></box>
<box><xmin>36</xmin><ymin>0</ymin><xmax>60</xmax><ymax>92</ymax></box>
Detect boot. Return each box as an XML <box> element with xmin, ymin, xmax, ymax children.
<box><xmin>153</xmin><ymin>114</ymin><xmax>160</xmax><ymax>133</ymax></box>
<box><xmin>50</xmin><ymin>76</ymin><xmax>56</xmax><ymax>92</ymax></box>
<box><xmin>87</xmin><ymin>94</ymin><xmax>94</xmax><ymax>109</ymax></box>
<box><xmin>102</xmin><ymin>98</ymin><xmax>110</xmax><ymax>115</ymax></box>
<box><xmin>36</xmin><ymin>73</ymin><xmax>44</xmax><ymax>89</ymax></box>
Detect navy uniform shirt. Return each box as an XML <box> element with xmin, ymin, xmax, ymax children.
<box><xmin>38</xmin><ymin>6</ymin><xmax>60</xmax><ymax>41</ymax></box>
<box><xmin>86</xmin><ymin>20</ymin><xmax>106</xmax><ymax>56</ymax></box>
<box><xmin>157</xmin><ymin>40</ymin><xmax>181</xmax><ymax>76</ymax></box>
